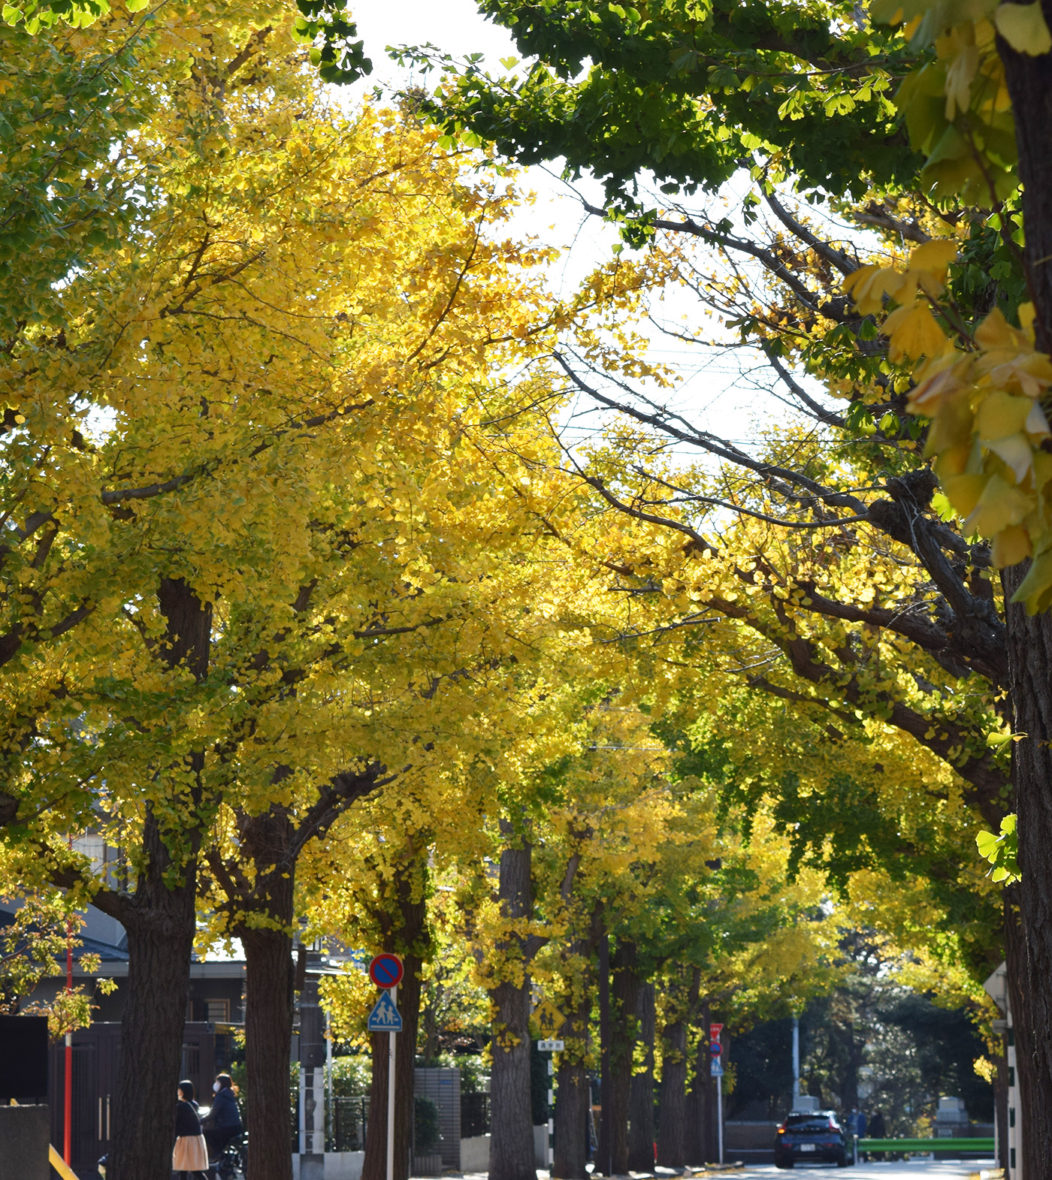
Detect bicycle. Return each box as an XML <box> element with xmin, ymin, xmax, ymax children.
<box><xmin>209</xmin><ymin>1132</ymin><xmax>247</xmax><ymax>1179</ymax></box>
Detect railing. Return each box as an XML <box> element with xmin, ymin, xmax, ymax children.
<box><xmin>329</xmin><ymin>1089</ymin><xmax>491</xmax><ymax>1152</ymax></box>
<box><xmin>460</xmin><ymin>1091</ymin><xmax>491</xmax><ymax>1138</ymax></box>
<box><xmin>857</xmin><ymin>1137</ymin><xmax>995</xmax><ymax>1157</ymax></box>
<box><xmin>331</xmin><ymin>1096</ymin><xmax>369</xmax><ymax>1152</ymax></box>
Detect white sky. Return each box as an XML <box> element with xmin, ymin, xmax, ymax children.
<box><xmin>343</xmin><ymin>2</ymin><xmax>807</xmax><ymax>453</ymax></box>
<box><xmin>350</xmin><ymin>0</ymin><xmax>519</xmax><ymax>84</ymax></box>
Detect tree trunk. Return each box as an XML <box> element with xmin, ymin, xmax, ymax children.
<box><xmin>230</xmin><ymin>805</ymin><xmax>297</xmax><ymax>1180</ymax></box>
<box><xmin>656</xmin><ymin>1015</ymin><xmax>688</xmax><ymax>1167</ymax></box>
<box><xmin>607</xmin><ymin>940</ymin><xmax>639</xmax><ymax>1174</ymax></box>
<box><xmin>107</xmin><ymin>576</ymin><xmax>211</xmax><ymax>1179</ymax></box>
<box><xmin>627</xmin><ymin>981</ymin><xmax>656</xmax><ymax>1172</ymax></box>
<box><xmin>553</xmin><ymin>1054</ymin><xmax>591</xmax><ymax>1180</ymax></box>
<box><xmin>1000</xmin><ymin>558</ymin><xmax>1052</xmax><ymax>1176</ymax></box>
<box><xmin>552</xmin><ymin>908</ymin><xmax>598</xmax><ymax>1180</ymax></box>
<box><xmin>361</xmin><ymin>1012</ymin><xmax>418</xmax><ymax>1180</ymax></box>
<box><xmin>107</xmin><ymin>819</ymin><xmax>199</xmax><ymax>1180</ymax></box>
<box><xmin>241</xmin><ymin>922</ymin><xmax>295</xmax><ymax>1180</ymax></box>
<box><xmin>361</xmin><ymin>849</ymin><xmax>428</xmax><ymax>1180</ymax></box>
<box><xmin>488</xmin><ymin>833</ymin><xmax>538</xmax><ymax>1180</ymax></box>
<box><xmin>998</xmin><ymin>24</ymin><xmax>1052</xmax><ymax>1172</ymax></box>
<box><xmin>686</xmin><ymin>1023</ymin><xmax>716</xmax><ymax>1164</ymax></box>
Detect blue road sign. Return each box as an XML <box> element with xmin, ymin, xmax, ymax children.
<box><xmin>710</xmin><ymin>1058</ymin><xmax>724</xmax><ymax>1078</ymax></box>
<box><xmin>368</xmin><ymin>990</ymin><xmax>403</xmax><ymax>1033</ymax></box>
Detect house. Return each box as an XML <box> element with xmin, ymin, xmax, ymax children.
<box><xmin>2</xmin><ymin>902</ymin><xmax>245</xmax><ymax>1180</ymax></box>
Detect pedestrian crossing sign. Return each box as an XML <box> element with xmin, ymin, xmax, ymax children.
<box><xmin>368</xmin><ymin>990</ymin><xmax>403</xmax><ymax>1033</ymax></box>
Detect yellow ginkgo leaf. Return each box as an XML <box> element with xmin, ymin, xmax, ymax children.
<box><xmin>941</xmin><ymin>472</ymin><xmax>988</xmax><ymax>517</ymax></box>
<box><xmin>994</xmin><ymin>0</ymin><xmax>1052</xmax><ymax>55</ymax></box>
<box><xmin>907</xmin><ymin>239</ymin><xmax>958</xmax><ymax>277</ymax></box>
<box><xmin>1011</xmin><ymin>544</ymin><xmax>1052</xmax><ymax>610</ymax></box>
<box><xmin>883</xmin><ymin>302</ymin><xmax>952</xmax><ymax>360</ymax></box>
<box><xmin>974</xmin><ymin>389</ymin><xmax>1036</xmax><ymax>441</ymax></box>
<box><xmin>964</xmin><ymin>473</ymin><xmax>1033</xmax><ymax>536</ymax></box>
<box><xmin>992</xmin><ymin>524</ymin><xmax>1032</xmax><ymax>567</ymax></box>
<box><xmin>974</xmin><ymin>306</ymin><xmax>1028</xmax><ymax>351</ymax></box>
<box><xmin>985</xmin><ymin>432</ymin><xmax>1035</xmax><ymax>484</ymax></box>
<box><xmin>908</xmin><ymin>358</ymin><xmax>967</xmax><ymax>414</ymax></box>
<box><xmin>843</xmin><ymin>265</ymin><xmax>912</xmax><ymax>315</ymax></box>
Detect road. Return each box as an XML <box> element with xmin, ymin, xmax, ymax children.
<box><xmin>726</xmin><ymin>1161</ymin><xmax>997</xmax><ymax>1180</ymax></box>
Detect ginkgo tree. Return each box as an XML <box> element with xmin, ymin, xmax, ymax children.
<box><xmin>0</xmin><ymin>4</ymin><xmax>644</xmax><ymax>1179</ymax></box>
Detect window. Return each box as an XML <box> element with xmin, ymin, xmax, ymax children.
<box><xmin>205</xmin><ymin>999</ymin><xmax>230</xmax><ymax>1023</ymax></box>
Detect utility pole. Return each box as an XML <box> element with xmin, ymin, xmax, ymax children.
<box><xmin>298</xmin><ymin>949</ymin><xmax>326</xmax><ymax>1180</ymax></box>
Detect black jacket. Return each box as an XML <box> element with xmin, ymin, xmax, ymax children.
<box><xmin>175</xmin><ymin>1099</ymin><xmax>202</xmax><ymax>1138</ymax></box>
<box><xmin>209</xmin><ymin>1086</ymin><xmax>242</xmax><ymax>1131</ymax></box>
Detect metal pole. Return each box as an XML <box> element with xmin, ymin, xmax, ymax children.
<box><xmin>716</xmin><ymin>1074</ymin><xmax>723</xmax><ymax>1164</ymax></box>
<box><xmin>64</xmin><ymin>837</ymin><xmax>73</xmax><ymax>1166</ymax></box>
<box><xmin>326</xmin><ymin>1015</ymin><xmax>333</xmax><ymax>1152</ymax></box>
<box><xmin>387</xmin><ymin>985</ymin><xmax>397</xmax><ymax>1180</ymax></box>
<box><xmin>792</xmin><ymin>1016</ymin><xmax>800</xmax><ymax>1106</ymax></box>
<box><xmin>598</xmin><ymin>931</ymin><xmax>612</xmax><ymax>1176</ymax></box>
<box><xmin>547</xmin><ymin>1051</ymin><xmax>554</xmax><ymax>1169</ymax></box>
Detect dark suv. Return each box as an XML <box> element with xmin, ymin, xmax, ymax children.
<box><xmin>774</xmin><ymin>1110</ymin><xmax>850</xmax><ymax>1168</ymax></box>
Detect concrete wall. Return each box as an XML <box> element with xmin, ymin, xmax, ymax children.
<box><xmin>460</xmin><ymin>1134</ymin><xmax>490</xmax><ymax>1172</ymax></box>
<box><xmin>0</xmin><ymin>1105</ymin><xmax>49</xmax><ymax>1180</ymax></box>
<box><xmin>725</xmin><ymin>1121</ymin><xmax>778</xmax><ymax>1150</ymax></box>
<box><xmin>291</xmin><ymin>1149</ymin><xmax>364</xmax><ymax>1180</ymax></box>
<box><xmin>533</xmin><ymin>1123</ymin><xmax>549</xmax><ymax>1168</ymax></box>
<box><xmin>289</xmin><ymin>1137</ymin><xmax>495</xmax><ymax>1179</ymax></box>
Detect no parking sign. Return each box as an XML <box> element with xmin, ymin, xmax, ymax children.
<box><xmin>368</xmin><ymin>953</ymin><xmax>403</xmax><ymax>989</ymax></box>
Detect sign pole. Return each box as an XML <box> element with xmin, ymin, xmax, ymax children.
<box><xmin>387</xmin><ymin>984</ymin><xmax>397</xmax><ymax>1180</ymax></box>
<box><xmin>537</xmin><ymin>1040</ymin><xmax>564</xmax><ymax>1168</ymax></box>
<box><xmin>368</xmin><ymin>955</ymin><xmax>404</xmax><ymax>1180</ymax></box>
<box><xmin>709</xmin><ymin>1022</ymin><xmax>724</xmax><ymax>1165</ymax></box>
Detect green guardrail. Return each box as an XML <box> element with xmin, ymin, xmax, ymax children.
<box><xmin>857</xmin><ymin>1137</ymin><xmax>995</xmax><ymax>1155</ymax></box>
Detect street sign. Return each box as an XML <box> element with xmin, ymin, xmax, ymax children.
<box><xmin>710</xmin><ymin>1022</ymin><xmax>723</xmax><ymax>1041</ymax></box>
<box><xmin>710</xmin><ymin>1058</ymin><xmax>724</xmax><ymax>1078</ymax></box>
<box><xmin>368</xmin><ymin>990</ymin><xmax>403</xmax><ymax>1032</ymax></box>
<box><xmin>368</xmin><ymin>953</ymin><xmax>404</xmax><ymax>989</ymax></box>
<box><xmin>537</xmin><ymin>1039</ymin><xmax>565</xmax><ymax>1052</ymax></box>
<box><xmin>709</xmin><ymin>1040</ymin><xmax>723</xmax><ymax>1056</ymax></box>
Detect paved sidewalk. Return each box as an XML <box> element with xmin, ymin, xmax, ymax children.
<box><xmin>425</xmin><ymin>1167</ymin><xmax>745</xmax><ymax>1180</ymax></box>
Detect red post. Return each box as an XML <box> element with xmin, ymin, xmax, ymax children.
<box><xmin>64</xmin><ymin>841</ymin><xmax>73</xmax><ymax>1164</ymax></box>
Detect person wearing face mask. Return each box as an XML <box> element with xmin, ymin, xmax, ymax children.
<box><xmin>173</xmin><ymin>1079</ymin><xmax>209</xmax><ymax>1179</ymax></box>
<box><xmin>202</xmin><ymin>1072</ymin><xmax>243</xmax><ymax>1165</ymax></box>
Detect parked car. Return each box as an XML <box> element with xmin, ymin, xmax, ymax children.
<box><xmin>775</xmin><ymin>1110</ymin><xmax>851</xmax><ymax>1168</ymax></box>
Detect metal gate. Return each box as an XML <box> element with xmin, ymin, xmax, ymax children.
<box><xmin>48</xmin><ymin>1022</ymin><xmax>215</xmax><ymax>1179</ymax></box>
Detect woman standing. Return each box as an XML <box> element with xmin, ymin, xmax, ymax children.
<box><xmin>173</xmin><ymin>1079</ymin><xmax>209</xmax><ymax>1180</ymax></box>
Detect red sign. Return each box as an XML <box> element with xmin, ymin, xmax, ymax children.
<box><xmin>710</xmin><ymin>1022</ymin><xmax>724</xmax><ymax>1042</ymax></box>
<box><xmin>368</xmin><ymin>953</ymin><xmax>404</xmax><ymax>989</ymax></box>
